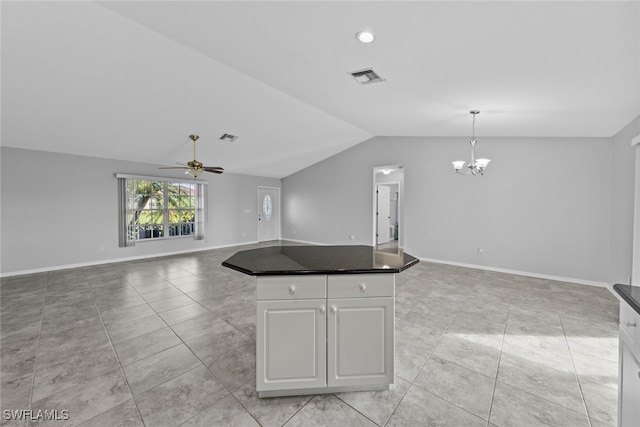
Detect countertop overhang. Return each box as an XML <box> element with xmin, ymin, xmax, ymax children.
<box><xmin>222</xmin><ymin>245</ymin><xmax>419</xmax><ymax>276</ymax></box>
<box><xmin>614</xmin><ymin>284</ymin><xmax>640</xmax><ymax>315</ymax></box>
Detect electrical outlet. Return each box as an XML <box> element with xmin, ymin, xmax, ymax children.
<box><xmin>99</xmin><ymin>245</ymin><xmax>105</xmax><ymax>252</ymax></box>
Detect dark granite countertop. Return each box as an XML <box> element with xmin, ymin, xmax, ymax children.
<box><xmin>222</xmin><ymin>245</ymin><xmax>419</xmax><ymax>276</ymax></box>
<box><xmin>614</xmin><ymin>284</ymin><xmax>640</xmax><ymax>315</ymax></box>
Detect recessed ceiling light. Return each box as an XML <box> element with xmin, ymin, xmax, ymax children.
<box><xmin>355</xmin><ymin>30</ymin><xmax>375</xmax><ymax>43</ymax></box>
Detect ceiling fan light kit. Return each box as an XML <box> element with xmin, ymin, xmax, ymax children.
<box><xmin>158</xmin><ymin>134</ymin><xmax>225</xmax><ymax>178</ymax></box>
<box><xmin>452</xmin><ymin>110</ymin><xmax>491</xmax><ymax>176</ymax></box>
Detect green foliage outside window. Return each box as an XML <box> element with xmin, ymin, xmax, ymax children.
<box><xmin>126</xmin><ymin>179</ymin><xmax>196</xmax><ymax>240</ymax></box>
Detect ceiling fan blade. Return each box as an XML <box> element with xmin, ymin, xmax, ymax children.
<box><xmin>204</xmin><ymin>167</ymin><xmax>224</xmax><ymax>174</ymax></box>
<box><xmin>158</xmin><ymin>166</ymin><xmax>189</xmax><ymax>170</ymax></box>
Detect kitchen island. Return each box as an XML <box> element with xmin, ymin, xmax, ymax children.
<box><xmin>222</xmin><ymin>245</ymin><xmax>419</xmax><ymax>397</ymax></box>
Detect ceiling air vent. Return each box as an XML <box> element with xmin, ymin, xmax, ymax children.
<box><xmin>350</xmin><ymin>68</ymin><xmax>386</xmax><ymax>85</ymax></box>
<box><xmin>219</xmin><ymin>133</ymin><xmax>238</xmax><ymax>143</ymax></box>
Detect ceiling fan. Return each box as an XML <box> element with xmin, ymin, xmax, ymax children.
<box><xmin>159</xmin><ymin>134</ymin><xmax>224</xmax><ymax>177</ymax></box>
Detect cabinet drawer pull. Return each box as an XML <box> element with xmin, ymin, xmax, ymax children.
<box><xmin>359</xmin><ymin>283</ymin><xmax>367</xmax><ymax>292</ymax></box>
<box><xmin>288</xmin><ymin>285</ymin><xmax>296</xmax><ymax>295</ymax></box>
<box><xmin>330</xmin><ymin>305</ymin><xmax>337</xmax><ymax>314</ymax></box>
<box><xmin>319</xmin><ymin>305</ymin><xmax>326</xmax><ymax>314</ymax></box>
<box><xmin>624</xmin><ymin>321</ymin><xmax>637</xmax><ymax>328</ymax></box>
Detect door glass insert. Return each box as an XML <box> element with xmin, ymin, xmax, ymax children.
<box><xmin>263</xmin><ymin>195</ymin><xmax>273</xmax><ymax>222</ymax></box>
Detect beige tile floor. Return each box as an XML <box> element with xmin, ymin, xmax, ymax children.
<box><xmin>0</xmin><ymin>242</ymin><xmax>620</xmax><ymax>426</ymax></box>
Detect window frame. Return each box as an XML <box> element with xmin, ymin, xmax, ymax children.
<box><xmin>117</xmin><ymin>173</ymin><xmax>207</xmax><ymax>247</ymax></box>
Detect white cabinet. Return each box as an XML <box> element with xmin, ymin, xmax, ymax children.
<box><xmin>327</xmin><ymin>297</ymin><xmax>394</xmax><ymax>387</ymax></box>
<box><xmin>619</xmin><ymin>301</ymin><xmax>640</xmax><ymax>427</ymax></box>
<box><xmin>257</xmin><ymin>299</ymin><xmax>326</xmax><ymax>391</ymax></box>
<box><xmin>619</xmin><ymin>341</ymin><xmax>640</xmax><ymax>427</ymax></box>
<box><xmin>256</xmin><ymin>274</ymin><xmax>395</xmax><ymax>397</ymax></box>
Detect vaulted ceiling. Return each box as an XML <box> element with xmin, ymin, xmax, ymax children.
<box><xmin>2</xmin><ymin>1</ymin><xmax>639</xmax><ymax>178</ymax></box>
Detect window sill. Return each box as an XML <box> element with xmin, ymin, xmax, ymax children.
<box><xmin>135</xmin><ymin>235</ymin><xmax>196</xmax><ymax>243</ymax></box>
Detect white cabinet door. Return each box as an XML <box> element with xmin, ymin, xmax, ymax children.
<box><xmin>620</xmin><ymin>340</ymin><xmax>640</xmax><ymax>427</ymax></box>
<box><xmin>327</xmin><ymin>297</ymin><xmax>394</xmax><ymax>387</ymax></box>
<box><xmin>256</xmin><ymin>299</ymin><xmax>326</xmax><ymax>391</ymax></box>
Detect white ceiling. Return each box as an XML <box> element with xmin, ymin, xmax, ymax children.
<box><xmin>2</xmin><ymin>1</ymin><xmax>639</xmax><ymax>178</ymax></box>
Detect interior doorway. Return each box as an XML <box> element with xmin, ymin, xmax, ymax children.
<box><xmin>373</xmin><ymin>165</ymin><xmax>403</xmax><ymax>252</ymax></box>
<box><xmin>258</xmin><ymin>186</ymin><xmax>280</xmax><ymax>242</ymax></box>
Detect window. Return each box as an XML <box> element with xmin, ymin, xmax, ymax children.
<box><xmin>117</xmin><ymin>174</ymin><xmax>206</xmax><ymax>247</ymax></box>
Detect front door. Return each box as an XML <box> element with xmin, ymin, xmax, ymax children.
<box><xmin>258</xmin><ymin>186</ymin><xmax>280</xmax><ymax>242</ymax></box>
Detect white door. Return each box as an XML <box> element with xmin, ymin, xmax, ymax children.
<box><xmin>376</xmin><ymin>185</ymin><xmax>391</xmax><ymax>245</ymax></box>
<box><xmin>258</xmin><ymin>187</ymin><xmax>280</xmax><ymax>242</ymax></box>
<box><xmin>326</xmin><ymin>297</ymin><xmax>394</xmax><ymax>387</ymax></box>
<box><xmin>256</xmin><ymin>300</ymin><xmax>327</xmax><ymax>391</ymax></box>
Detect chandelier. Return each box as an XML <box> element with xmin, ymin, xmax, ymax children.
<box><xmin>452</xmin><ymin>110</ymin><xmax>491</xmax><ymax>175</ymax></box>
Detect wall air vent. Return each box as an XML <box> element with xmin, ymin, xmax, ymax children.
<box><xmin>219</xmin><ymin>133</ymin><xmax>238</xmax><ymax>143</ymax></box>
<box><xmin>350</xmin><ymin>68</ymin><xmax>386</xmax><ymax>85</ymax></box>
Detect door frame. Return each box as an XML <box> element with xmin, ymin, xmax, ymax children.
<box><xmin>632</xmin><ymin>135</ymin><xmax>640</xmax><ymax>285</ymax></box>
<box><xmin>375</xmin><ymin>183</ymin><xmax>399</xmax><ymax>246</ymax></box>
<box><xmin>257</xmin><ymin>186</ymin><xmax>281</xmax><ymax>242</ymax></box>
<box><xmin>372</xmin><ymin>165</ymin><xmax>403</xmax><ymax>248</ymax></box>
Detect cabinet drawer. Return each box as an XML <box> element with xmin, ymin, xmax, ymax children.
<box><xmin>327</xmin><ymin>274</ymin><xmax>394</xmax><ymax>298</ymax></box>
<box><xmin>621</xmin><ymin>302</ymin><xmax>640</xmax><ymax>346</ymax></box>
<box><xmin>257</xmin><ymin>276</ymin><xmax>326</xmax><ymax>300</ymax></box>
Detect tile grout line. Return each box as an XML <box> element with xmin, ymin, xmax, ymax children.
<box><xmin>485</xmin><ymin>299</ymin><xmax>510</xmax><ymax>427</ymax></box>
<box><xmin>131</xmin><ymin>268</ymin><xmax>257</xmax><ymax>426</ymax></box>
<box><xmin>87</xmin><ymin>276</ymin><xmax>149</xmax><ymax>426</ymax></box>
<box><xmin>558</xmin><ymin>315</ymin><xmax>594</xmax><ymax>427</ymax></box>
<box><xmin>492</xmin><ymin>306</ymin><xmax>604</xmax><ymax>425</ymax></box>
<box><xmin>25</xmin><ymin>272</ymin><xmax>49</xmax><ymax>426</ymax></box>
<box><xmin>166</xmin><ymin>264</ymin><xmax>313</xmax><ymax>427</ymax></box>
<box><xmin>381</xmin><ymin>295</ymin><xmax>463</xmax><ymax>426</ymax></box>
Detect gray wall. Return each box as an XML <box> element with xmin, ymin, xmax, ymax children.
<box><xmin>282</xmin><ymin>135</ymin><xmax>615</xmax><ymax>284</ymax></box>
<box><xmin>609</xmin><ymin>115</ymin><xmax>640</xmax><ymax>285</ymax></box>
<box><xmin>0</xmin><ymin>147</ymin><xmax>280</xmax><ymax>275</ymax></box>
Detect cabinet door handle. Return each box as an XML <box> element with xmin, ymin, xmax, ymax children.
<box><xmin>288</xmin><ymin>285</ymin><xmax>296</xmax><ymax>294</ymax></box>
<box><xmin>319</xmin><ymin>305</ymin><xmax>326</xmax><ymax>314</ymax></box>
<box><xmin>624</xmin><ymin>321</ymin><xmax>637</xmax><ymax>328</ymax></box>
<box><xmin>359</xmin><ymin>283</ymin><xmax>367</xmax><ymax>292</ymax></box>
<box><xmin>330</xmin><ymin>305</ymin><xmax>337</xmax><ymax>314</ymax></box>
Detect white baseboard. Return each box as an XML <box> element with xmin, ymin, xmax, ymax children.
<box><xmin>282</xmin><ymin>237</ymin><xmax>609</xmax><ymax>288</ymax></box>
<box><xmin>418</xmin><ymin>256</ymin><xmax>609</xmax><ymax>288</ymax></box>
<box><xmin>281</xmin><ymin>238</ymin><xmax>331</xmax><ymax>246</ymax></box>
<box><xmin>0</xmin><ymin>241</ymin><xmax>259</xmax><ymax>278</ymax></box>
<box><xmin>1</xmin><ymin>239</ymin><xmax>610</xmax><ymax>289</ymax></box>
